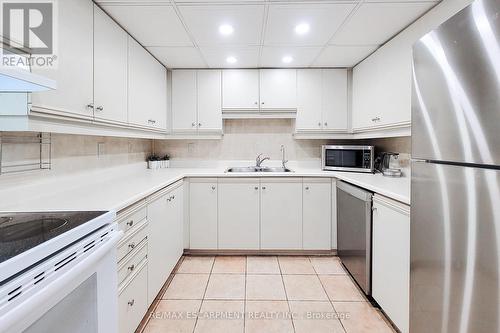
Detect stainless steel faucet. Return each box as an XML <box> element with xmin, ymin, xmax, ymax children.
<box><xmin>280</xmin><ymin>144</ymin><xmax>288</xmax><ymax>168</ymax></box>
<box><xmin>256</xmin><ymin>153</ymin><xmax>270</xmax><ymax>167</ymax></box>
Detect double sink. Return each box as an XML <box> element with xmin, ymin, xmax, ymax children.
<box><xmin>226</xmin><ymin>166</ymin><xmax>293</xmax><ymax>173</ymax></box>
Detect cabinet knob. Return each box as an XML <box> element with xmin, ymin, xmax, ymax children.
<box><xmin>148</xmin><ymin>119</ymin><xmax>156</xmax><ymax>124</ymax></box>
<box><xmin>198</xmin><ymin>123</ymin><xmax>202</xmax><ymax>127</ymax></box>
<box><xmin>172</xmin><ymin>195</ymin><xmax>175</xmax><ymax>200</ymax></box>
<box><xmin>127</xmin><ymin>299</ymin><xmax>135</xmax><ymax>307</ymax></box>
<box><xmin>305</xmin><ymin>186</ymin><xmax>310</xmax><ymax>190</ymax></box>
<box><xmin>128</xmin><ymin>264</ymin><xmax>135</xmax><ymax>271</ymax></box>
<box><xmin>211</xmin><ymin>186</ymin><xmax>216</xmax><ymax>190</ymax></box>
<box><xmin>318</xmin><ymin>122</ymin><xmax>321</xmax><ymax>127</ymax></box>
<box><xmin>262</xmin><ymin>186</ymin><xmax>266</xmax><ymax>190</ymax></box>
<box><xmin>254</xmin><ymin>101</ymin><xmax>258</xmax><ymax>105</ymax></box>
<box><xmin>86</xmin><ymin>103</ymin><xmax>94</xmax><ymax>110</ymax></box>
<box><xmin>372</xmin><ymin>117</ymin><xmax>381</xmax><ymax>122</ymax></box>
<box><xmin>128</xmin><ymin>242</ymin><xmax>135</xmax><ymax>249</ymax></box>
<box><xmin>261</xmin><ymin>102</ymin><xmax>265</xmax><ymax>105</ymax></box>
<box><xmin>126</xmin><ymin>220</ymin><xmax>134</xmax><ymax>227</ymax></box>
<box><xmin>324</xmin><ymin>122</ymin><xmax>327</xmax><ymax>126</ymax></box>
<box><xmin>372</xmin><ymin>206</ymin><xmax>378</xmax><ymax>212</ymax></box>
<box><xmin>96</xmin><ymin>106</ymin><xmax>103</xmax><ymax>112</ymax></box>
<box><xmin>192</xmin><ymin>122</ymin><xmax>196</xmax><ymax>127</ymax></box>
<box><xmin>254</xmin><ymin>186</ymin><xmax>259</xmax><ymax>190</ymax></box>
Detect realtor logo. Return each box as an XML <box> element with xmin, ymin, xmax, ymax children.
<box><xmin>2</xmin><ymin>2</ymin><xmax>53</xmax><ymax>54</ymax></box>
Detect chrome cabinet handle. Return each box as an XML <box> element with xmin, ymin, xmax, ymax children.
<box><xmin>128</xmin><ymin>242</ymin><xmax>136</xmax><ymax>249</ymax></box>
<box><xmin>305</xmin><ymin>186</ymin><xmax>309</xmax><ymax>190</ymax></box>
<box><xmin>254</xmin><ymin>186</ymin><xmax>259</xmax><ymax>190</ymax></box>
<box><xmin>86</xmin><ymin>103</ymin><xmax>94</xmax><ymax>110</ymax></box>
<box><xmin>261</xmin><ymin>102</ymin><xmax>265</xmax><ymax>105</ymax></box>
<box><xmin>96</xmin><ymin>106</ymin><xmax>103</xmax><ymax>112</ymax></box>
<box><xmin>371</xmin><ymin>117</ymin><xmax>381</xmax><ymax>122</ymax></box>
<box><xmin>262</xmin><ymin>186</ymin><xmax>266</xmax><ymax>190</ymax></box>
<box><xmin>198</xmin><ymin>123</ymin><xmax>202</xmax><ymax>127</ymax></box>
<box><xmin>128</xmin><ymin>299</ymin><xmax>135</xmax><ymax>307</ymax></box>
<box><xmin>211</xmin><ymin>186</ymin><xmax>216</xmax><ymax>190</ymax></box>
<box><xmin>126</xmin><ymin>220</ymin><xmax>134</xmax><ymax>227</ymax></box>
<box><xmin>192</xmin><ymin>122</ymin><xmax>196</xmax><ymax>127</ymax></box>
<box><xmin>254</xmin><ymin>101</ymin><xmax>258</xmax><ymax>105</ymax></box>
<box><xmin>324</xmin><ymin>122</ymin><xmax>328</xmax><ymax>126</ymax></box>
<box><xmin>172</xmin><ymin>195</ymin><xmax>175</xmax><ymax>200</ymax></box>
<box><xmin>128</xmin><ymin>264</ymin><xmax>135</xmax><ymax>271</ymax></box>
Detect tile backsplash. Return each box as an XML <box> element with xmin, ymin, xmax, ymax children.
<box><xmin>154</xmin><ymin>119</ymin><xmax>411</xmax><ymax>160</ymax></box>
<box><xmin>0</xmin><ymin>132</ymin><xmax>152</xmax><ymax>175</ymax></box>
<box><xmin>1</xmin><ymin>121</ymin><xmax>411</xmax><ymax>175</ymax></box>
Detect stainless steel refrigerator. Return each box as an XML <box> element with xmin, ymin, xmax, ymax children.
<box><xmin>411</xmin><ymin>0</ymin><xmax>499</xmax><ymax>332</ymax></box>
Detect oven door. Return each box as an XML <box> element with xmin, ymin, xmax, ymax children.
<box><xmin>0</xmin><ymin>227</ymin><xmax>122</xmax><ymax>333</ymax></box>
<box><xmin>322</xmin><ymin>146</ymin><xmax>373</xmax><ymax>173</ymax></box>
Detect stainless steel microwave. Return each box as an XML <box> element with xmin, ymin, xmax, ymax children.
<box><xmin>322</xmin><ymin>145</ymin><xmax>375</xmax><ymax>173</ymax></box>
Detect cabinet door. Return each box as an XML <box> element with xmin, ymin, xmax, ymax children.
<box><xmin>31</xmin><ymin>0</ymin><xmax>94</xmax><ymax>119</ymax></box>
<box><xmin>303</xmin><ymin>179</ymin><xmax>331</xmax><ymax>250</ymax></box>
<box><xmin>189</xmin><ymin>179</ymin><xmax>218</xmax><ymax>249</ymax></box>
<box><xmin>172</xmin><ymin>70</ymin><xmax>197</xmax><ymax>133</ymax></box>
<box><xmin>222</xmin><ymin>70</ymin><xmax>259</xmax><ymax>110</ymax></box>
<box><xmin>128</xmin><ymin>38</ymin><xmax>167</xmax><ymax>130</ymax></box>
<box><xmin>218</xmin><ymin>178</ymin><xmax>260</xmax><ymax>250</ymax></box>
<box><xmin>259</xmin><ymin>69</ymin><xmax>297</xmax><ymax>110</ymax></box>
<box><xmin>118</xmin><ymin>265</ymin><xmax>148</xmax><ymax>333</ymax></box>
<box><xmin>296</xmin><ymin>69</ymin><xmax>323</xmax><ymax>131</ymax></box>
<box><xmin>372</xmin><ymin>195</ymin><xmax>410</xmax><ymax>333</ymax></box>
<box><xmin>260</xmin><ymin>178</ymin><xmax>302</xmax><ymax>249</ymax></box>
<box><xmin>93</xmin><ymin>6</ymin><xmax>127</xmax><ymax>124</ymax></box>
<box><xmin>147</xmin><ymin>192</ymin><xmax>169</xmax><ymax>302</ymax></box>
<box><xmin>322</xmin><ymin>69</ymin><xmax>348</xmax><ymax>132</ymax></box>
<box><xmin>197</xmin><ymin>70</ymin><xmax>222</xmax><ymax>133</ymax></box>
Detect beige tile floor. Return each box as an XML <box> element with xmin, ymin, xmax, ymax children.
<box><xmin>142</xmin><ymin>256</ymin><xmax>395</xmax><ymax>333</ymax></box>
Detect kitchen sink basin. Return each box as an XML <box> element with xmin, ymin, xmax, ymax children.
<box><xmin>226</xmin><ymin>166</ymin><xmax>293</xmax><ymax>173</ymax></box>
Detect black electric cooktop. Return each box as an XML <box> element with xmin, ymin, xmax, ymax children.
<box><xmin>0</xmin><ymin>211</ymin><xmax>108</xmax><ymax>264</ymax></box>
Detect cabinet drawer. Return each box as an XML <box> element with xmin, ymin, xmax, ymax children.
<box><xmin>118</xmin><ymin>241</ymin><xmax>148</xmax><ymax>285</ymax></box>
<box><xmin>118</xmin><ymin>265</ymin><xmax>148</xmax><ymax>333</ymax></box>
<box><xmin>117</xmin><ymin>221</ymin><xmax>148</xmax><ymax>263</ymax></box>
<box><xmin>117</xmin><ymin>204</ymin><xmax>147</xmax><ymax>235</ymax></box>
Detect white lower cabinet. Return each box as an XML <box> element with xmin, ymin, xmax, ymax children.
<box><xmin>118</xmin><ymin>264</ymin><xmax>148</xmax><ymax>333</ymax></box>
<box><xmin>303</xmin><ymin>178</ymin><xmax>331</xmax><ymax>250</ymax></box>
<box><xmin>189</xmin><ymin>178</ymin><xmax>218</xmax><ymax>249</ymax></box>
<box><xmin>218</xmin><ymin>178</ymin><xmax>260</xmax><ymax>249</ymax></box>
<box><xmin>260</xmin><ymin>178</ymin><xmax>303</xmax><ymax>249</ymax></box>
<box><xmin>147</xmin><ymin>183</ymin><xmax>184</xmax><ymax>303</ymax></box>
<box><xmin>372</xmin><ymin>194</ymin><xmax>410</xmax><ymax>333</ymax></box>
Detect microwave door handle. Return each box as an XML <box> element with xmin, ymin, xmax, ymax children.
<box><xmin>0</xmin><ymin>231</ymin><xmax>123</xmax><ymax>333</ymax></box>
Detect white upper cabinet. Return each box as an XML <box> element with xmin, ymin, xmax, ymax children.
<box><xmin>31</xmin><ymin>0</ymin><xmax>94</xmax><ymax>119</ymax></box>
<box><xmin>197</xmin><ymin>70</ymin><xmax>222</xmax><ymax>133</ymax></box>
<box><xmin>259</xmin><ymin>69</ymin><xmax>297</xmax><ymax>110</ymax></box>
<box><xmin>93</xmin><ymin>5</ymin><xmax>128</xmax><ymax>124</ymax></box>
<box><xmin>128</xmin><ymin>37</ymin><xmax>167</xmax><ymax>130</ymax></box>
<box><xmin>296</xmin><ymin>69</ymin><xmax>348</xmax><ymax>133</ymax></box>
<box><xmin>296</xmin><ymin>69</ymin><xmax>323</xmax><ymax>131</ymax></box>
<box><xmin>222</xmin><ymin>70</ymin><xmax>260</xmax><ymax>110</ymax></box>
<box><xmin>172</xmin><ymin>70</ymin><xmax>197</xmax><ymax>133</ymax></box>
<box><xmin>322</xmin><ymin>69</ymin><xmax>348</xmax><ymax>131</ymax></box>
<box><xmin>172</xmin><ymin>70</ymin><xmax>222</xmax><ymax>134</ymax></box>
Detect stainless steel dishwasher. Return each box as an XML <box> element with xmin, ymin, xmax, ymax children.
<box><xmin>337</xmin><ymin>181</ymin><xmax>373</xmax><ymax>295</ymax></box>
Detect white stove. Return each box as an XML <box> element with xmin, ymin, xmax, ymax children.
<box><xmin>0</xmin><ymin>210</ymin><xmax>122</xmax><ymax>333</ymax></box>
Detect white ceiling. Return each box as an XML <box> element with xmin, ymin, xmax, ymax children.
<box><xmin>97</xmin><ymin>0</ymin><xmax>440</xmax><ymax>69</ymax></box>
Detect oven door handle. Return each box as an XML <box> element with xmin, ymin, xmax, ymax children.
<box><xmin>0</xmin><ymin>230</ymin><xmax>123</xmax><ymax>333</ymax></box>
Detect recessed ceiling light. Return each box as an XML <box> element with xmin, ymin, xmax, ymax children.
<box><xmin>295</xmin><ymin>23</ymin><xmax>310</xmax><ymax>35</ymax></box>
<box><xmin>226</xmin><ymin>56</ymin><xmax>237</xmax><ymax>64</ymax></box>
<box><xmin>219</xmin><ymin>24</ymin><xmax>234</xmax><ymax>36</ymax></box>
<box><xmin>282</xmin><ymin>56</ymin><xmax>293</xmax><ymax>64</ymax></box>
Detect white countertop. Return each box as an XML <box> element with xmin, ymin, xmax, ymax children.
<box><xmin>0</xmin><ymin>162</ymin><xmax>410</xmax><ymax>212</ymax></box>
